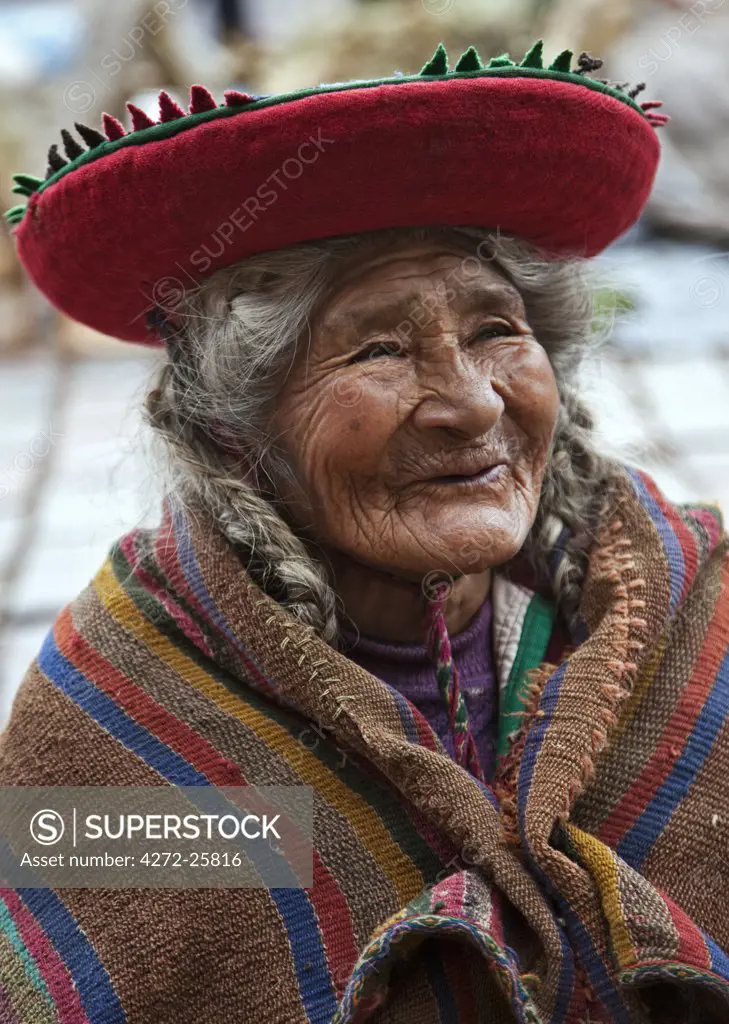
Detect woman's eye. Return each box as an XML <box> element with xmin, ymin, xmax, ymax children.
<box><xmin>349</xmin><ymin>341</ymin><xmax>402</xmax><ymax>363</ymax></box>
<box><xmin>473</xmin><ymin>322</ymin><xmax>511</xmax><ymax>342</ymax></box>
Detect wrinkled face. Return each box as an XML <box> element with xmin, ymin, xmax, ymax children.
<box><xmin>271</xmin><ymin>241</ymin><xmax>561</xmax><ymax>581</ymax></box>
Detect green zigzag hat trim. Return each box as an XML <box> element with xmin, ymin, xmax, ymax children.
<box><xmin>419</xmin><ymin>42</ymin><xmax>448</xmax><ymax>76</ymax></box>
<box><xmin>520</xmin><ymin>40</ymin><xmax>544</xmax><ymax>69</ymax></box>
<box><xmin>5</xmin><ymin>204</ymin><xmax>27</xmax><ymax>225</ymax></box>
<box><xmin>454</xmin><ymin>46</ymin><xmax>483</xmax><ymax>73</ymax></box>
<box><xmin>11</xmin><ymin>173</ymin><xmax>44</xmax><ymax>197</ymax></box>
<box><xmin>549</xmin><ymin>49</ymin><xmax>574</xmax><ymax>73</ymax></box>
<box><xmin>487</xmin><ymin>55</ymin><xmax>516</xmax><ymax>69</ymax></box>
<box><xmin>5</xmin><ymin>40</ymin><xmax>654</xmax><ymax>228</ymax></box>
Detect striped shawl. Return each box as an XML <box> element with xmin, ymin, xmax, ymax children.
<box><xmin>2</xmin><ymin>468</ymin><xmax>729</xmax><ymax>1023</ymax></box>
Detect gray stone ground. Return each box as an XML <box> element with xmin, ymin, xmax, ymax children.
<box><xmin>2</xmin><ymin>238</ymin><xmax>729</xmax><ymax>725</ymax></box>
<box><xmin>0</xmin><ymin>352</ymin><xmax>160</xmax><ymax>723</ymax></box>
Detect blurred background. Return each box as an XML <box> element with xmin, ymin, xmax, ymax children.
<box><xmin>2</xmin><ymin>0</ymin><xmax>729</xmax><ymax>724</ymax></box>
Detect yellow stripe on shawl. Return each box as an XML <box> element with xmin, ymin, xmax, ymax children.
<box><xmin>608</xmin><ymin>636</ymin><xmax>667</xmax><ymax>747</ymax></box>
<box><xmin>92</xmin><ymin>559</ymin><xmax>424</xmax><ymax>904</ymax></box>
<box><xmin>565</xmin><ymin>823</ymin><xmax>636</xmax><ymax>968</ymax></box>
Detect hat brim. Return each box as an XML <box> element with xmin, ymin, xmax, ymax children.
<box><xmin>14</xmin><ymin>72</ymin><xmax>660</xmax><ymax>343</ymax></box>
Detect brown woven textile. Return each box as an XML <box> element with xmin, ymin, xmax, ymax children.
<box><xmin>1</xmin><ymin>468</ymin><xmax>729</xmax><ymax>1023</ymax></box>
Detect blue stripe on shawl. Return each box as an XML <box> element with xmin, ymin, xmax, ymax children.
<box><xmin>514</xmin><ymin>661</ymin><xmax>574</xmax><ymax>1022</ymax></box>
<box><xmin>517</xmin><ymin>662</ymin><xmax>568</xmax><ymax>841</ymax></box>
<box><xmin>617</xmin><ymin>646</ymin><xmax>729</xmax><ymax>869</ymax></box>
<box><xmin>172</xmin><ymin>504</ymin><xmax>241</xmax><ymax>648</ymax></box>
<box><xmin>549</xmin><ymin>527</ymin><xmax>589</xmax><ymax>645</ymax></box>
<box><xmin>628</xmin><ymin>469</ymin><xmax>685</xmax><ymax>615</ymax></box>
<box><xmin>17</xmin><ymin>887</ymin><xmax>127</xmax><ymax>1023</ymax></box>
<box><xmin>476</xmin><ymin>777</ymin><xmax>500</xmax><ymax>811</ymax></box>
<box><xmin>551</xmin><ymin>922</ymin><xmax>577</xmax><ymax>1024</ymax></box>
<box><xmin>560</xmin><ymin>905</ymin><xmax>634</xmax><ymax>1024</ymax></box>
<box><xmin>382</xmin><ymin>683</ymin><xmax>422</xmax><ymax>744</ymax></box>
<box><xmin>38</xmin><ymin>629</ymin><xmax>337</xmax><ymax>1022</ymax></box>
<box><xmin>706</xmin><ymin>930</ymin><xmax>729</xmax><ymax>981</ymax></box>
<box><xmin>422</xmin><ymin>944</ymin><xmax>460</xmax><ymax>1023</ymax></box>
<box><xmin>38</xmin><ymin>628</ymin><xmax>210</xmax><ymax>785</ymax></box>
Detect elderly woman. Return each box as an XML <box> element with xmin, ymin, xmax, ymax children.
<box><xmin>2</xmin><ymin>40</ymin><xmax>728</xmax><ymax>1024</ymax></box>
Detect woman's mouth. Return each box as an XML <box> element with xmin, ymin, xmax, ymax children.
<box><xmin>425</xmin><ymin>463</ymin><xmax>508</xmax><ymax>489</ymax></box>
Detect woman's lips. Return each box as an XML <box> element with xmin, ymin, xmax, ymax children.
<box><xmin>424</xmin><ymin>463</ymin><xmax>508</xmax><ymax>489</ymax></box>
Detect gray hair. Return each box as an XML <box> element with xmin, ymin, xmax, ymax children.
<box><xmin>144</xmin><ymin>226</ymin><xmax>625</xmax><ymax>643</ymax></box>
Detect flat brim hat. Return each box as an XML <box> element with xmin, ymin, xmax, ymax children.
<box><xmin>7</xmin><ymin>40</ymin><xmax>665</xmax><ymax>344</ymax></box>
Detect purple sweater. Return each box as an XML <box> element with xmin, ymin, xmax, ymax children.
<box><xmin>340</xmin><ymin>599</ymin><xmax>497</xmax><ymax>779</ymax></box>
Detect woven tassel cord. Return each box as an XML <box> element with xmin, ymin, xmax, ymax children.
<box><xmin>424</xmin><ymin>581</ymin><xmax>486</xmax><ymax>783</ymax></box>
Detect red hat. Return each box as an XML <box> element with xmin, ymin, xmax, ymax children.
<box><xmin>7</xmin><ymin>41</ymin><xmax>665</xmax><ymax>345</ymax></box>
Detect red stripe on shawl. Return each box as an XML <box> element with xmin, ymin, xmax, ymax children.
<box><xmin>433</xmin><ymin>869</ymin><xmax>465</xmax><ymax>918</ymax></box>
<box><xmin>154</xmin><ymin>505</ymin><xmax>220</xmax><ymax>631</ymax></box>
<box><xmin>597</xmin><ymin>587</ymin><xmax>729</xmax><ymax>849</ymax></box>
<box><xmin>55</xmin><ymin>604</ymin><xmax>242</xmax><ymax>784</ymax></box>
<box><xmin>691</xmin><ymin>507</ymin><xmax>724</xmax><ymax>549</ymax></box>
<box><xmin>1</xmin><ymin>888</ymin><xmax>90</xmax><ymax>1024</ymax></box>
<box><xmin>639</xmin><ymin>471</ymin><xmax>699</xmax><ymax>603</ymax></box>
<box><xmin>154</xmin><ymin>504</ymin><xmax>193</xmax><ymax>599</ymax></box>
<box><xmin>121</xmin><ymin>530</ymin><xmax>215</xmax><ymax>659</ymax></box>
<box><xmin>153</xmin><ymin>507</ymin><xmax>218</xmax><ymax>640</ymax></box>
<box><xmin>406</xmin><ymin>806</ymin><xmax>457</xmax><ymax>863</ymax></box>
<box><xmin>153</xmin><ymin>509</ymin><xmax>219</xmax><ymax>636</ymax></box>
<box><xmin>488</xmin><ymin>885</ymin><xmax>505</xmax><ymax>949</ymax></box>
<box><xmin>54</xmin><ymin>606</ymin><xmax>360</xmax><ymax>991</ymax></box>
<box><xmin>411</xmin><ymin>704</ymin><xmax>442</xmax><ymax>753</ymax></box>
<box><xmin>660</xmin><ymin>890</ymin><xmax>711</xmax><ymax>970</ymax></box>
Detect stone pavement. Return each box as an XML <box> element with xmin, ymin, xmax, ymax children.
<box><xmin>2</xmin><ymin>239</ymin><xmax>729</xmax><ymax>724</ymax></box>
<box><xmin>0</xmin><ymin>351</ymin><xmax>160</xmax><ymax>724</ymax></box>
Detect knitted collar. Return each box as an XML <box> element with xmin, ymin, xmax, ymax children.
<box><xmin>8</xmin><ymin>40</ymin><xmax>664</xmax><ymax>343</ymax></box>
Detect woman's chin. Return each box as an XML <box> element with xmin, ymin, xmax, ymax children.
<box><xmin>357</xmin><ymin>518</ymin><xmax>529</xmax><ymax>580</ymax></box>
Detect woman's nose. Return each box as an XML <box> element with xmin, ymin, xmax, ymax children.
<box><xmin>411</xmin><ymin>360</ymin><xmax>505</xmax><ymax>438</ymax></box>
